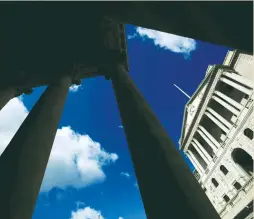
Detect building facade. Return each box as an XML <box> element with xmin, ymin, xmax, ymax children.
<box><xmin>179</xmin><ymin>50</ymin><xmax>254</xmax><ymax>219</ymax></box>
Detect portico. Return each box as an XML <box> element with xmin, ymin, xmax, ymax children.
<box><xmin>181</xmin><ymin>64</ymin><xmax>254</xmax><ymax>177</ymax></box>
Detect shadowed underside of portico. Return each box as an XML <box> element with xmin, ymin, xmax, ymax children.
<box><xmin>0</xmin><ymin>2</ymin><xmax>252</xmax><ymax>90</ymax></box>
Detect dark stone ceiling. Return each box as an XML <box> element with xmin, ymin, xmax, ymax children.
<box><xmin>0</xmin><ymin>2</ymin><xmax>252</xmax><ymax>89</ymax></box>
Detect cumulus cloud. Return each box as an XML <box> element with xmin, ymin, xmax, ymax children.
<box><xmin>131</xmin><ymin>27</ymin><xmax>196</xmax><ymax>58</ymax></box>
<box><xmin>119</xmin><ymin>217</ymin><xmax>124</xmax><ymax>219</ymax></box>
<box><xmin>0</xmin><ymin>97</ymin><xmax>118</xmax><ymax>193</ymax></box>
<box><xmin>118</xmin><ymin>125</ymin><xmax>123</xmax><ymax>129</ymax></box>
<box><xmin>120</xmin><ymin>172</ymin><xmax>130</xmax><ymax>179</ymax></box>
<box><xmin>76</xmin><ymin>201</ymin><xmax>86</xmax><ymax>209</ymax></box>
<box><xmin>70</xmin><ymin>206</ymin><xmax>104</xmax><ymax>219</ymax></box>
<box><xmin>0</xmin><ymin>98</ymin><xmax>28</xmax><ymax>155</ymax></box>
<box><xmin>127</xmin><ymin>33</ymin><xmax>137</xmax><ymax>40</ymax></box>
<box><xmin>134</xmin><ymin>181</ymin><xmax>139</xmax><ymax>189</ymax></box>
<box><xmin>69</xmin><ymin>84</ymin><xmax>82</xmax><ymax>93</ymax></box>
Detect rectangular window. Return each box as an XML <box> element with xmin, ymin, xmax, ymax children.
<box><xmin>223</xmin><ymin>195</ymin><xmax>230</xmax><ymax>203</ymax></box>
<box><xmin>233</xmin><ymin>181</ymin><xmax>241</xmax><ymax>190</ymax></box>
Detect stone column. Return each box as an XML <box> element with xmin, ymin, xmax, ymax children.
<box><xmin>187</xmin><ymin>151</ymin><xmax>204</xmax><ymax>175</ymax></box>
<box><xmin>0</xmin><ymin>87</ymin><xmax>17</xmax><ymax>111</ymax></box>
<box><xmin>214</xmin><ymin>91</ymin><xmax>243</xmax><ymax>111</ymax></box>
<box><xmin>198</xmin><ymin>126</ymin><xmax>220</xmax><ymax>149</ymax></box>
<box><xmin>220</xmin><ymin>77</ymin><xmax>252</xmax><ymax>96</ymax></box>
<box><xmin>191</xmin><ymin>142</ymin><xmax>210</xmax><ymax>165</ymax></box>
<box><xmin>197</xmin><ymin>130</ymin><xmax>218</xmax><ymax>153</ymax></box>
<box><xmin>193</xmin><ymin>139</ymin><xmax>213</xmax><ymax>162</ymax></box>
<box><xmin>212</xmin><ymin>95</ymin><xmax>240</xmax><ymax>116</ymax></box>
<box><xmin>109</xmin><ymin>63</ymin><xmax>220</xmax><ymax>219</ymax></box>
<box><xmin>0</xmin><ymin>75</ymin><xmax>72</xmax><ymax>219</ymax></box>
<box><xmin>205</xmin><ymin>111</ymin><xmax>230</xmax><ymax>134</ymax></box>
<box><xmin>206</xmin><ymin>107</ymin><xmax>232</xmax><ymax>129</ymax></box>
<box><xmin>222</xmin><ymin>72</ymin><xmax>254</xmax><ymax>89</ymax></box>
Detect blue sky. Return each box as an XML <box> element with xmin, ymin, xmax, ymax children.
<box><xmin>0</xmin><ymin>24</ymin><xmax>230</xmax><ymax>219</ymax></box>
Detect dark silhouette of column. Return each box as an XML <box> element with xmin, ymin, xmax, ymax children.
<box><xmin>110</xmin><ymin>63</ymin><xmax>220</xmax><ymax>219</ymax></box>
<box><xmin>0</xmin><ymin>75</ymin><xmax>72</xmax><ymax>219</ymax></box>
<box><xmin>0</xmin><ymin>88</ymin><xmax>33</xmax><ymax>111</ymax></box>
<box><xmin>0</xmin><ymin>88</ymin><xmax>17</xmax><ymax>111</ymax></box>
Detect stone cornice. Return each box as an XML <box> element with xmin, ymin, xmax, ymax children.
<box><xmin>181</xmin><ymin>66</ymin><xmax>220</xmax><ymax>151</ymax></box>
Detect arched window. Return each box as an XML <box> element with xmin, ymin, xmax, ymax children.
<box><xmin>233</xmin><ymin>181</ymin><xmax>241</xmax><ymax>190</ymax></box>
<box><xmin>232</xmin><ymin>148</ymin><xmax>254</xmax><ymax>175</ymax></box>
<box><xmin>212</xmin><ymin>178</ymin><xmax>219</xmax><ymax>188</ymax></box>
<box><xmin>220</xmin><ymin>165</ymin><xmax>229</xmax><ymax>175</ymax></box>
<box><xmin>223</xmin><ymin>194</ymin><xmax>230</xmax><ymax>203</ymax></box>
<box><xmin>244</xmin><ymin>128</ymin><xmax>253</xmax><ymax>140</ymax></box>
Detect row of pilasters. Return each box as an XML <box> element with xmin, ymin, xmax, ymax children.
<box><xmin>186</xmin><ymin>70</ymin><xmax>254</xmax><ymax>176</ymax></box>
<box><xmin>0</xmin><ymin>64</ymin><xmax>221</xmax><ymax>219</ymax></box>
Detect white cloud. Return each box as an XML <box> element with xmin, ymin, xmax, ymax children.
<box><xmin>119</xmin><ymin>217</ymin><xmax>124</xmax><ymax>219</ymax></box>
<box><xmin>120</xmin><ymin>172</ymin><xmax>130</xmax><ymax>178</ymax></box>
<box><xmin>70</xmin><ymin>206</ymin><xmax>104</xmax><ymax>219</ymax></box>
<box><xmin>118</xmin><ymin>125</ymin><xmax>123</xmax><ymax>129</ymax></box>
<box><xmin>127</xmin><ymin>33</ymin><xmax>137</xmax><ymax>40</ymax></box>
<box><xmin>134</xmin><ymin>27</ymin><xmax>196</xmax><ymax>58</ymax></box>
<box><xmin>69</xmin><ymin>84</ymin><xmax>82</xmax><ymax>93</ymax></box>
<box><xmin>134</xmin><ymin>181</ymin><xmax>139</xmax><ymax>189</ymax></box>
<box><xmin>0</xmin><ymin>98</ymin><xmax>28</xmax><ymax>154</ymax></box>
<box><xmin>0</xmin><ymin>97</ymin><xmax>118</xmax><ymax>193</ymax></box>
<box><xmin>76</xmin><ymin>201</ymin><xmax>86</xmax><ymax>209</ymax></box>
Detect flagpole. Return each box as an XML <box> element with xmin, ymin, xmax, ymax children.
<box><xmin>173</xmin><ymin>84</ymin><xmax>191</xmax><ymax>99</ymax></box>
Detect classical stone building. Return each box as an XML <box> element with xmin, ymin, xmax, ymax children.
<box><xmin>179</xmin><ymin>50</ymin><xmax>254</xmax><ymax>219</ymax></box>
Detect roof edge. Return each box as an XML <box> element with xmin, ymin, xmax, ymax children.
<box><xmin>179</xmin><ymin>65</ymin><xmax>215</xmax><ymax>149</ymax></box>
